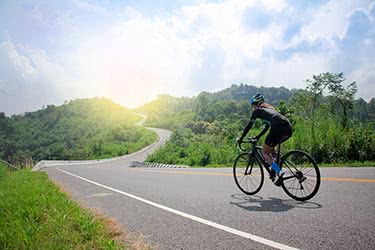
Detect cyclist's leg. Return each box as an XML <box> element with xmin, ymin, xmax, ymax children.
<box><xmin>263</xmin><ymin>129</ymin><xmax>280</xmax><ymax>165</ymax></box>
<box><xmin>279</xmin><ymin>125</ymin><xmax>293</xmax><ymax>143</ymax></box>
<box><xmin>265</xmin><ymin>129</ymin><xmax>285</xmax><ymax>185</ymax></box>
<box><xmin>262</xmin><ymin>142</ymin><xmax>277</xmax><ymax>180</ymax></box>
<box><xmin>262</xmin><ymin>143</ymin><xmax>274</xmax><ymax>166</ymax></box>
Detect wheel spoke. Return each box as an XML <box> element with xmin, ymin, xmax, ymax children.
<box><xmin>304</xmin><ymin>173</ymin><xmax>317</xmax><ymax>178</ymax></box>
<box><xmin>283</xmin><ymin>160</ymin><xmax>299</xmax><ymax>173</ymax></box>
<box><xmin>305</xmin><ymin>178</ymin><xmax>317</xmax><ymax>184</ymax></box>
<box><xmin>233</xmin><ymin>154</ymin><xmax>264</xmax><ymax>195</ymax></box>
<box><xmin>301</xmin><ymin>182</ymin><xmax>308</xmax><ymax>195</ymax></box>
<box><xmin>304</xmin><ymin>180</ymin><xmax>315</xmax><ymax>190</ymax></box>
<box><xmin>303</xmin><ymin>168</ymin><xmax>315</xmax><ymax>175</ymax></box>
<box><xmin>280</xmin><ymin>151</ymin><xmax>320</xmax><ymax>201</ymax></box>
<box><xmin>291</xmin><ymin>178</ymin><xmax>297</xmax><ymax>192</ymax></box>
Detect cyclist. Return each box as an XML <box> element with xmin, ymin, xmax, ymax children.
<box><xmin>237</xmin><ymin>93</ymin><xmax>293</xmax><ymax>186</ymax></box>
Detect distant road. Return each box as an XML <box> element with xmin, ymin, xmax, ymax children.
<box><xmin>33</xmin><ymin>126</ymin><xmax>171</xmax><ymax>170</ymax></box>
<box><xmin>41</xmin><ymin>127</ymin><xmax>375</xmax><ymax>250</ymax></box>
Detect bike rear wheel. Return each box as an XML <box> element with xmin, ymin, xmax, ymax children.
<box><xmin>233</xmin><ymin>153</ymin><xmax>264</xmax><ymax>195</ymax></box>
<box><xmin>280</xmin><ymin>150</ymin><xmax>320</xmax><ymax>201</ymax></box>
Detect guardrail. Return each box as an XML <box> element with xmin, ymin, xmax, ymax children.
<box><xmin>32</xmin><ymin>122</ymin><xmax>173</xmax><ymax>171</ymax></box>
<box><xmin>32</xmin><ymin>136</ymin><xmax>163</xmax><ymax>171</ymax></box>
<box><xmin>0</xmin><ymin>159</ymin><xmax>21</xmax><ymax>171</ymax></box>
<box><xmin>129</xmin><ymin>161</ymin><xmax>189</xmax><ymax>168</ymax></box>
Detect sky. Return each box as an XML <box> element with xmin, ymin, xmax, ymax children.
<box><xmin>0</xmin><ymin>0</ymin><xmax>374</xmax><ymax>115</ymax></box>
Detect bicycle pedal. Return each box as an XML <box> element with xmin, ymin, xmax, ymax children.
<box><xmin>274</xmin><ymin>173</ymin><xmax>284</xmax><ymax>187</ymax></box>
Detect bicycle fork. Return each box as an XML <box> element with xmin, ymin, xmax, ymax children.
<box><xmin>244</xmin><ymin>154</ymin><xmax>255</xmax><ymax>175</ymax></box>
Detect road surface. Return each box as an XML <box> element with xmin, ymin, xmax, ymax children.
<box><xmin>42</xmin><ymin>128</ymin><xmax>375</xmax><ymax>250</ymax></box>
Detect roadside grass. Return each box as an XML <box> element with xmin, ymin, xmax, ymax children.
<box><xmin>319</xmin><ymin>161</ymin><xmax>375</xmax><ymax>167</ymax></box>
<box><xmin>188</xmin><ymin>161</ymin><xmax>375</xmax><ymax>168</ymax></box>
<box><xmin>0</xmin><ymin>164</ymin><xmax>124</xmax><ymax>250</ymax></box>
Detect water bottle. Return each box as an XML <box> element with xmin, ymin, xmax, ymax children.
<box><xmin>271</xmin><ymin>161</ymin><xmax>281</xmax><ymax>174</ymax></box>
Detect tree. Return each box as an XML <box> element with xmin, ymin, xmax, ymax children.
<box><xmin>326</xmin><ymin>73</ymin><xmax>357</xmax><ymax>129</ymax></box>
<box><xmin>193</xmin><ymin>92</ymin><xmax>211</xmax><ymax>121</ymax></box>
<box><xmin>300</xmin><ymin>72</ymin><xmax>357</xmax><ymax>139</ymax></box>
<box><xmin>277</xmin><ymin>100</ymin><xmax>296</xmax><ymax>128</ymax></box>
<box><xmin>297</xmin><ymin>74</ymin><xmax>329</xmax><ymax>141</ymax></box>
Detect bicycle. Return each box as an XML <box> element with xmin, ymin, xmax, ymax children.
<box><xmin>233</xmin><ymin>138</ymin><xmax>320</xmax><ymax>201</ymax></box>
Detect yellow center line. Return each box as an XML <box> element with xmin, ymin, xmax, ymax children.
<box><xmin>128</xmin><ymin>169</ymin><xmax>375</xmax><ymax>183</ymax></box>
<box><xmin>321</xmin><ymin>177</ymin><xmax>375</xmax><ymax>183</ymax></box>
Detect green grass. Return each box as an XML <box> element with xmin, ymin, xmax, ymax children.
<box><xmin>0</xmin><ymin>165</ymin><xmax>124</xmax><ymax>250</ymax></box>
<box><xmin>319</xmin><ymin>161</ymin><xmax>375</xmax><ymax>167</ymax></box>
<box><xmin>187</xmin><ymin>161</ymin><xmax>375</xmax><ymax>168</ymax></box>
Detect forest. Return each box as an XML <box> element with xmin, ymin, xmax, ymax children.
<box><xmin>1</xmin><ymin>72</ymin><xmax>374</xmax><ymax>167</ymax></box>
<box><xmin>139</xmin><ymin>72</ymin><xmax>375</xmax><ymax>166</ymax></box>
<box><xmin>0</xmin><ymin>97</ymin><xmax>157</xmax><ymax>165</ymax></box>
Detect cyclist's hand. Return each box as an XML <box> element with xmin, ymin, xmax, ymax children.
<box><xmin>248</xmin><ymin>137</ymin><xmax>258</xmax><ymax>144</ymax></box>
<box><xmin>236</xmin><ymin>137</ymin><xmax>242</xmax><ymax>144</ymax></box>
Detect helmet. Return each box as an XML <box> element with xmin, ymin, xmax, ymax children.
<box><xmin>250</xmin><ymin>93</ymin><xmax>265</xmax><ymax>105</ymax></box>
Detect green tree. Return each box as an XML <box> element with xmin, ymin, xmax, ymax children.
<box><xmin>277</xmin><ymin>100</ymin><xmax>296</xmax><ymax>128</ymax></box>
<box><xmin>326</xmin><ymin>73</ymin><xmax>357</xmax><ymax>129</ymax></box>
<box><xmin>298</xmin><ymin>72</ymin><xmax>356</xmax><ymax>139</ymax></box>
<box><xmin>193</xmin><ymin>92</ymin><xmax>211</xmax><ymax>121</ymax></box>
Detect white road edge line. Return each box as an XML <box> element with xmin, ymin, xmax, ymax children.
<box><xmin>56</xmin><ymin>167</ymin><xmax>299</xmax><ymax>250</ymax></box>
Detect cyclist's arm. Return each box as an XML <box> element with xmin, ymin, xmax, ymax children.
<box><xmin>239</xmin><ymin>119</ymin><xmax>255</xmax><ymax>141</ymax></box>
<box><xmin>254</xmin><ymin>123</ymin><xmax>270</xmax><ymax>140</ymax></box>
<box><xmin>239</xmin><ymin>110</ymin><xmax>259</xmax><ymax>141</ymax></box>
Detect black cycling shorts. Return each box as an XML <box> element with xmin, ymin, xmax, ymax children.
<box><xmin>265</xmin><ymin>123</ymin><xmax>292</xmax><ymax>147</ymax></box>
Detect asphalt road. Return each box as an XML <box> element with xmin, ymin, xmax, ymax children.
<box><xmin>43</xmin><ymin>128</ymin><xmax>375</xmax><ymax>250</ymax></box>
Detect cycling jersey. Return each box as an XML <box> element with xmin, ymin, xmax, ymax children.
<box><xmin>240</xmin><ymin>107</ymin><xmax>292</xmax><ymax>147</ymax></box>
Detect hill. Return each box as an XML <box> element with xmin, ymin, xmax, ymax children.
<box><xmin>0</xmin><ymin>97</ymin><xmax>157</xmax><ymax>163</ymax></box>
<box><xmin>136</xmin><ymin>84</ymin><xmax>296</xmax><ymax>114</ymax></box>
<box><xmin>204</xmin><ymin>84</ymin><xmax>296</xmax><ymax>105</ymax></box>
<box><xmin>141</xmin><ymin>82</ymin><xmax>375</xmax><ymax>166</ymax></box>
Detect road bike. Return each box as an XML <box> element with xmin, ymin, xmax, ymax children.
<box><xmin>233</xmin><ymin>138</ymin><xmax>320</xmax><ymax>201</ymax></box>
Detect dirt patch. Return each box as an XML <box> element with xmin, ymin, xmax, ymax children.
<box><xmin>89</xmin><ymin>207</ymin><xmax>156</xmax><ymax>250</ymax></box>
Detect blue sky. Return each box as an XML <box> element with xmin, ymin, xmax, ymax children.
<box><xmin>0</xmin><ymin>0</ymin><xmax>374</xmax><ymax>114</ymax></box>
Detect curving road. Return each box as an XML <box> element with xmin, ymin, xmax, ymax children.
<box><xmin>40</xmin><ymin>127</ymin><xmax>375</xmax><ymax>250</ymax></box>
<box><xmin>33</xmin><ymin>127</ymin><xmax>171</xmax><ymax>170</ymax></box>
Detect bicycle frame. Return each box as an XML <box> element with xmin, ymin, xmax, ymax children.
<box><xmin>239</xmin><ymin>139</ymin><xmax>299</xmax><ymax>181</ymax></box>
<box><xmin>239</xmin><ymin>139</ymin><xmax>277</xmax><ymax>178</ymax></box>
<box><xmin>235</xmin><ymin>138</ymin><xmax>321</xmax><ymax>201</ymax></box>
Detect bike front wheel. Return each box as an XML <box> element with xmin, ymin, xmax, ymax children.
<box><xmin>233</xmin><ymin>153</ymin><xmax>264</xmax><ymax>195</ymax></box>
<box><xmin>280</xmin><ymin>150</ymin><xmax>320</xmax><ymax>201</ymax></box>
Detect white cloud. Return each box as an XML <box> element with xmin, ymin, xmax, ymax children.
<box><xmin>260</xmin><ymin>52</ymin><xmax>331</xmax><ymax>89</ymax></box>
<box><xmin>57</xmin><ymin>1</ymin><xmax>254</xmax><ymax>105</ymax></box>
<box><xmin>0</xmin><ymin>42</ymin><xmax>36</xmax><ymax>82</ymax></box>
<box><xmin>72</xmin><ymin>0</ymin><xmax>107</xmax><ymax>13</ymax></box>
<box><xmin>347</xmin><ymin>62</ymin><xmax>375</xmax><ymax>101</ymax></box>
<box><xmin>300</xmin><ymin>0</ymin><xmax>373</xmax><ymax>42</ymax></box>
<box><xmin>0</xmin><ymin>41</ymin><xmax>75</xmax><ymax>114</ymax></box>
<box><xmin>1</xmin><ymin>0</ymin><xmax>374</xmax><ymax>114</ymax></box>
<box><xmin>1</xmin><ymin>0</ymin><xmax>294</xmax><ymax>113</ymax></box>
<box><xmin>62</xmin><ymin>14</ymin><xmax>201</xmax><ymax>106</ymax></box>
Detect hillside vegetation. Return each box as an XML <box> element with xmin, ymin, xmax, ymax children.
<box><xmin>140</xmin><ymin>73</ymin><xmax>375</xmax><ymax>166</ymax></box>
<box><xmin>0</xmin><ymin>98</ymin><xmax>157</xmax><ymax>163</ymax></box>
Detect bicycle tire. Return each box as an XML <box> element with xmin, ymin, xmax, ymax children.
<box><xmin>233</xmin><ymin>152</ymin><xmax>264</xmax><ymax>195</ymax></box>
<box><xmin>280</xmin><ymin>150</ymin><xmax>320</xmax><ymax>201</ymax></box>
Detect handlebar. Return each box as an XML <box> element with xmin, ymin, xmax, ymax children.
<box><xmin>237</xmin><ymin>137</ymin><xmax>258</xmax><ymax>151</ymax></box>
